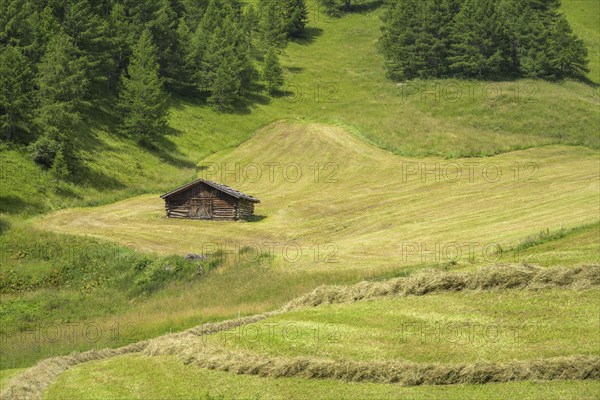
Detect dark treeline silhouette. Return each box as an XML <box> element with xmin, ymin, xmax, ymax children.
<box><xmin>0</xmin><ymin>0</ymin><xmax>307</xmax><ymax>173</ymax></box>
<box><xmin>380</xmin><ymin>0</ymin><xmax>589</xmax><ymax>81</ymax></box>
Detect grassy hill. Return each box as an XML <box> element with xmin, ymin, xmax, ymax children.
<box><xmin>36</xmin><ymin>122</ymin><xmax>600</xmax><ymax>267</ymax></box>
<box><xmin>1</xmin><ymin>0</ymin><xmax>599</xmax><ymax>398</ymax></box>
<box><xmin>1</xmin><ymin>0</ymin><xmax>599</xmax><ymax>217</ymax></box>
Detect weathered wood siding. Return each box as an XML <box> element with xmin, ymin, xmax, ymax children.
<box><xmin>164</xmin><ymin>182</ymin><xmax>255</xmax><ymax>221</ymax></box>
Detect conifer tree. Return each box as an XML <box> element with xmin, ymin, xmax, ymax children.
<box><xmin>50</xmin><ymin>148</ymin><xmax>69</xmax><ymax>186</ymax></box>
<box><xmin>62</xmin><ymin>0</ymin><xmax>113</xmax><ymax>90</ymax></box>
<box><xmin>448</xmin><ymin>0</ymin><xmax>509</xmax><ymax>77</ymax></box>
<box><xmin>176</xmin><ymin>17</ymin><xmax>196</xmax><ymax>90</ymax></box>
<box><xmin>547</xmin><ymin>15</ymin><xmax>589</xmax><ymax>78</ymax></box>
<box><xmin>118</xmin><ymin>29</ymin><xmax>169</xmax><ymax>142</ymax></box>
<box><xmin>150</xmin><ymin>0</ymin><xmax>180</xmax><ymax>86</ymax></box>
<box><xmin>35</xmin><ymin>33</ymin><xmax>89</xmax><ymax>139</ymax></box>
<box><xmin>258</xmin><ymin>0</ymin><xmax>288</xmax><ymax>49</ymax></box>
<box><xmin>108</xmin><ymin>3</ymin><xmax>134</xmax><ymax>89</ymax></box>
<box><xmin>263</xmin><ymin>47</ymin><xmax>284</xmax><ymax>94</ymax></box>
<box><xmin>380</xmin><ymin>0</ymin><xmax>425</xmax><ymax>80</ymax></box>
<box><xmin>0</xmin><ymin>46</ymin><xmax>34</xmax><ymax>141</ymax></box>
<box><xmin>190</xmin><ymin>0</ymin><xmax>223</xmax><ymax>92</ymax></box>
<box><xmin>284</xmin><ymin>0</ymin><xmax>308</xmax><ymax>38</ymax></box>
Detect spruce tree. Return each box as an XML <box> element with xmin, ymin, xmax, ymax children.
<box><xmin>284</xmin><ymin>0</ymin><xmax>308</xmax><ymax>38</ymax></box>
<box><xmin>448</xmin><ymin>0</ymin><xmax>509</xmax><ymax>78</ymax></box>
<box><xmin>263</xmin><ymin>47</ymin><xmax>284</xmax><ymax>94</ymax></box>
<box><xmin>35</xmin><ymin>33</ymin><xmax>89</xmax><ymax>139</ymax></box>
<box><xmin>62</xmin><ymin>0</ymin><xmax>113</xmax><ymax>90</ymax></box>
<box><xmin>380</xmin><ymin>0</ymin><xmax>425</xmax><ymax>80</ymax></box>
<box><xmin>258</xmin><ymin>0</ymin><xmax>288</xmax><ymax>49</ymax></box>
<box><xmin>547</xmin><ymin>15</ymin><xmax>589</xmax><ymax>78</ymax></box>
<box><xmin>118</xmin><ymin>29</ymin><xmax>169</xmax><ymax>142</ymax></box>
<box><xmin>0</xmin><ymin>46</ymin><xmax>34</xmax><ymax>141</ymax></box>
<box><xmin>176</xmin><ymin>17</ymin><xmax>195</xmax><ymax>90</ymax></box>
<box><xmin>150</xmin><ymin>0</ymin><xmax>180</xmax><ymax>87</ymax></box>
<box><xmin>205</xmin><ymin>15</ymin><xmax>244</xmax><ymax>110</ymax></box>
<box><xmin>50</xmin><ymin>148</ymin><xmax>69</xmax><ymax>186</ymax></box>
<box><xmin>191</xmin><ymin>0</ymin><xmax>223</xmax><ymax>92</ymax></box>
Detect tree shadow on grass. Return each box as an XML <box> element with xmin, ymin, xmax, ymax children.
<box><xmin>141</xmin><ymin>129</ymin><xmax>197</xmax><ymax>169</ymax></box>
<box><xmin>0</xmin><ymin>216</ymin><xmax>11</xmax><ymax>234</ymax></box>
<box><xmin>347</xmin><ymin>0</ymin><xmax>385</xmax><ymax>14</ymax></box>
<box><xmin>290</xmin><ymin>27</ymin><xmax>324</xmax><ymax>46</ymax></box>
<box><xmin>0</xmin><ymin>195</ymin><xmax>41</xmax><ymax>215</ymax></box>
<box><xmin>69</xmin><ymin>161</ymin><xmax>127</xmax><ymax>191</ymax></box>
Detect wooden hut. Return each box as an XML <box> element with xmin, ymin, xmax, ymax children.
<box><xmin>160</xmin><ymin>179</ymin><xmax>260</xmax><ymax>221</ymax></box>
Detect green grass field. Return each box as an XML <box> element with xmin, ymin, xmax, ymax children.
<box><xmin>202</xmin><ymin>289</ymin><xmax>600</xmax><ymax>364</ymax></box>
<box><xmin>43</xmin><ymin>355</ymin><xmax>600</xmax><ymax>400</ymax></box>
<box><xmin>1</xmin><ymin>0</ymin><xmax>599</xmax><ymax>398</ymax></box>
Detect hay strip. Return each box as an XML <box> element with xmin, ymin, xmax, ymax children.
<box><xmin>2</xmin><ymin>264</ymin><xmax>598</xmax><ymax>399</ymax></box>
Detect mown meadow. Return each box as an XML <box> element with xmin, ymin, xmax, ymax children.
<box><xmin>0</xmin><ymin>0</ymin><xmax>599</xmax><ymax>398</ymax></box>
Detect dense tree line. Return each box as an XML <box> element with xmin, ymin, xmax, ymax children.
<box><xmin>380</xmin><ymin>0</ymin><xmax>589</xmax><ymax>81</ymax></box>
<box><xmin>0</xmin><ymin>0</ymin><xmax>307</xmax><ymax>175</ymax></box>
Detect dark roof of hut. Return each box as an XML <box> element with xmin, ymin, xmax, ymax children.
<box><xmin>160</xmin><ymin>179</ymin><xmax>260</xmax><ymax>203</ymax></box>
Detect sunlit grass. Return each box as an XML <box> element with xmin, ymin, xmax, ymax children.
<box><xmin>44</xmin><ymin>355</ymin><xmax>600</xmax><ymax>400</ymax></box>
<box><xmin>204</xmin><ymin>289</ymin><xmax>600</xmax><ymax>363</ymax></box>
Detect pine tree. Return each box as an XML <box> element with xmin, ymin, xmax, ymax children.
<box><xmin>176</xmin><ymin>17</ymin><xmax>195</xmax><ymax>90</ymax></box>
<box><xmin>547</xmin><ymin>15</ymin><xmax>589</xmax><ymax>78</ymax></box>
<box><xmin>35</xmin><ymin>33</ymin><xmax>89</xmax><ymax>139</ymax></box>
<box><xmin>263</xmin><ymin>47</ymin><xmax>284</xmax><ymax>94</ymax></box>
<box><xmin>191</xmin><ymin>0</ymin><xmax>223</xmax><ymax>92</ymax></box>
<box><xmin>118</xmin><ymin>29</ymin><xmax>169</xmax><ymax>142</ymax></box>
<box><xmin>205</xmin><ymin>16</ymin><xmax>244</xmax><ymax>110</ymax></box>
<box><xmin>108</xmin><ymin>3</ymin><xmax>134</xmax><ymax>89</ymax></box>
<box><xmin>150</xmin><ymin>0</ymin><xmax>180</xmax><ymax>86</ymax></box>
<box><xmin>181</xmin><ymin>0</ymin><xmax>210</xmax><ymax>31</ymax></box>
<box><xmin>380</xmin><ymin>0</ymin><xmax>426</xmax><ymax>80</ymax></box>
<box><xmin>50</xmin><ymin>148</ymin><xmax>69</xmax><ymax>186</ymax></box>
<box><xmin>284</xmin><ymin>0</ymin><xmax>308</xmax><ymax>38</ymax></box>
<box><xmin>0</xmin><ymin>46</ymin><xmax>34</xmax><ymax>141</ymax></box>
<box><xmin>28</xmin><ymin>6</ymin><xmax>61</xmax><ymax>63</ymax></box>
<box><xmin>258</xmin><ymin>0</ymin><xmax>288</xmax><ymax>49</ymax></box>
<box><xmin>448</xmin><ymin>0</ymin><xmax>509</xmax><ymax>78</ymax></box>
<box><xmin>62</xmin><ymin>0</ymin><xmax>113</xmax><ymax>90</ymax></box>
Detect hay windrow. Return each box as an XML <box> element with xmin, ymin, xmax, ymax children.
<box><xmin>143</xmin><ymin>339</ymin><xmax>600</xmax><ymax>386</ymax></box>
<box><xmin>2</xmin><ymin>264</ymin><xmax>599</xmax><ymax>399</ymax></box>
<box><xmin>280</xmin><ymin>264</ymin><xmax>600</xmax><ymax>311</ymax></box>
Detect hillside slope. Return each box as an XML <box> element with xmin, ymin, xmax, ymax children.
<box><xmin>36</xmin><ymin>121</ymin><xmax>600</xmax><ymax>270</ymax></box>
<box><xmin>1</xmin><ymin>0</ymin><xmax>599</xmax><ymax>216</ymax></box>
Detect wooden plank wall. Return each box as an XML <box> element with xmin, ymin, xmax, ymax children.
<box><xmin>165</xmin><ymin>182</ymin><xmax>248</xmax><ymax>221</ymax></box>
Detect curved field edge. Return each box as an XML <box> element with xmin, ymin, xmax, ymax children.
<box><xmin>200</xmin><ymin>289</ymin><xmax>600</xmax><ymax>364</ymax></box>
<box><xmin>43</xmin><ymin>355</ymin><xmax>600</xmax><ymax>400</ymax></box>
<box><xmin>2</xmin><ymin>264</ymin><xmax>599</xmax><ymax>400</ymax></box>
